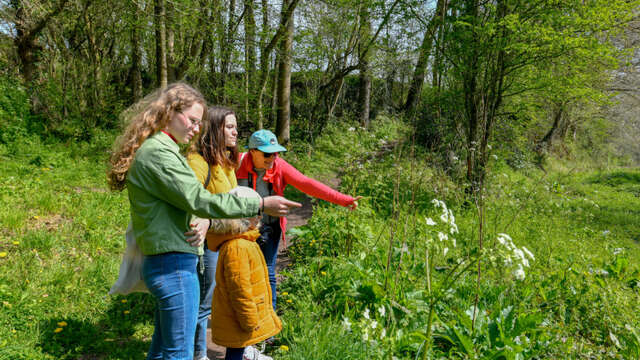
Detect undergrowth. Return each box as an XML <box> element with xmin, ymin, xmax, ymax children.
<box><xmin>0</xmin><ymin>114</ymin><xmax>639</xmax><ymax>359</ymax></box>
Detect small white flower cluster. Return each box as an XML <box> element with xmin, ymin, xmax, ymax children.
<box><xmin>425</xmin><ymin>199</ymin><xmax>459</xmax><ymax>257</ymax></box>
<box><xmin>342</xmin><ymin>306</ymin><xmax>387</xmax><ymax>344</ymax></box>
<box><xmin>495</xmin><ymin>233</ymin><xmax>535</xmax><ymax>281</ymax></box>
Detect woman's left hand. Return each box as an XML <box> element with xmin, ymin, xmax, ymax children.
<box><xmin>348</xmin><ymin>196</ymin><xmax>363</xmax><ymax>211</ymax></box>
<box><xmin>185</xmin><ymin>218</ymin><xmax>210</xmax><ymax>247</ymax></box>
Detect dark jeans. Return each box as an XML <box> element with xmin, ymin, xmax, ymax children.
<box><xmin>258</xmin><ymin>222</ymin><xmax>282</xmax><ymax>310</ymax></box>
<box><xmin>194</xmin><ymin>245</ymin><xmax>218</xmax><ymax>359</ymax></box>
<box><xmin>225</xmin><ymin>347</ymin><xmax>245</xmax><ymax>360</ymax></box>
<box><xmin>142</xmin><ymin>252</ymin><xmax>199</xmax><ymax>360</ymax></box>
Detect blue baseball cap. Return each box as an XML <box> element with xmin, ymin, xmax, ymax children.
<box><xmin>248</xmin><ymin>129</ymin><xmax>287</xmax><ymax>153</ymax></box>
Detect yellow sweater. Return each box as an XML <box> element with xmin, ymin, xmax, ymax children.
<box><xmin>186</xmin><ymin>153</ymin><xmax>237</xmax><ymax>194</ymax></box>
<box><xmin>187</xmin><ymin>153</ymin><xmax>238</xmax><ymax>244</ymax></box>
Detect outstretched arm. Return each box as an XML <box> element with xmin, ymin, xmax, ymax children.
<box><xmin>280</xmin><ymin>159</ymin><xmax>358</xmax><ymax>208</ymax></box>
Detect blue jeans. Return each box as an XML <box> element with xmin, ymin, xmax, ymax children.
<box><xmin>194</xmin><ymin>245</ymin><xmax>218</xmax><ymax>359</ymax></box>
<box><xmin>258</xmin><ymin>223</ymin><xmax>282</xmax><ymax>310</ymax></box>
<box><xmin>225</xmin><ymin>347</ymin><xmax>245</xmax><ymax>360</ymax></box>
<box><xmin>143</xmin><ymin>252</ymin><xmax>199</xmax><ymax>360</ymax></box>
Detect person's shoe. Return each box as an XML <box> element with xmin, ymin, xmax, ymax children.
<box><xmin>243</xmin><ymin>345</ymin><xmax>272</xmax><ymax>360</ymax></box>
<box><xmin>194</xmin><ymin>357</ymin><xmax>209</xmax><ymax>360</ymax></box>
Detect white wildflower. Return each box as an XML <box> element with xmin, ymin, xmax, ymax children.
<box><xmin>425</xmin><ymin>217</ymin><xmax>436</xmax><ymax>226</ymax></box>
<box><xmin>513</xmin><ymin>248</ymin><xmax>529</xmax><ymax>267</ymax></box>
<box><xmin>380</xmin><ymin>328</ymin><xmax>386</xmax><ymax>339</ymax></box>
<box><xmin>602</xmin><ymin>230</ymin><xmax>610</xmax><ymax>236</ymax></box>
<box><xmin>443</xmin><ymin>247</ymin><xmax>449</xmax><ymax>256</ymax></box>
<box><xmin>613</xmin><ymin>248</ymin><xmax>623</xmax><ymax>256</ymax></box>
<box><xmin>513</xmin><ymin>264</ymin><xmax>525</xmax><ymax>280</ymax></box>
<box><xmin>522</xmin><ymin>246</ymin><xmax>535</xmax><ymax>261</ymax></box>
<box><xmin>504</xmin><ymin>256</ymin><xmax>513</xmax><ymax>266</ymax></box>
<box><xmin>348</xmin><ymin>127</ymin><xmax>356</xmax><ymax>132</ymax></box>
<box><xmin>452</xmin><ymin>155</ymin><xmax>459</xmax><ymax>161</ymax></box>
<box><xmin>371</xmin><ymin>320</ymin><xmax>377</xmax><ymax>329</ymax></box>
<box><xmin>497</xmin><ymin>233</ymin><xmax>512</xmax><ymax>242</ymax></box>
<box><xmin>431</xmin><ymin>199</ymin><xmax>446</xmax><ymax>209</ymax></box>
<box><xmin>492</xmin><ymin>154</ymin><xmax>498</xmax><ymax>160</ymax></box>
<box><xmin>438</xmin><ymin>232</ymin><xmax>448</xmax><ymax>242</ymax></box>
<box><xmin>401</xmin><ymin>243</ymin><xmax>408</xmax><ymax>253</ymax></box>
<box><xmin>363</xmin><ymin>308</ymin><xmax>370</xmax><ymax>319</ymax></box>
<box><xmin>449</xmin><ymin>223</ymin><xmax>459</xmax><ymax>234</ymax></box>
<box><xmin>362</xmin><ymin>331</ymin><xmax>369</xmax><ymax>341</ymax></box>
<box><xmin>378</xmin><ymin>306</ymin><xmax>385</xmax><ymax>317</ymax></box>
<box><xmin>440</xmin><ymin>212</ymin><xmax>449</xmax><ymax>223</ymax></box>
<box><xmin>452</xmin><ymin>238</ymin><xmax>456</xmax><ymax>248</ymax></box>
<box><xmin>342</xmin><ymin>317</ymin><xmax>352</xmax><ymax>331</ymax></box>
<box><xmin>487</xmin><ymin>144</ymin><xmax>492</xmax><ymax>150</ymax></box>
<box><xmin>448</xmin><ymin>209</ymin><xmax>455</xmax><ymax>225</ymax></box>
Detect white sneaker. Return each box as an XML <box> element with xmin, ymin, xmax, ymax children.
<box><xmin>243</xmin><ymin>345</ymin><xmax>272</xmax><ymax>360</ymax></box>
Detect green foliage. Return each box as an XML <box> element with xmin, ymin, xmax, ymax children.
<box><xmin>0</xmin><ymin>76</ymin><xmax>31</xmax><ymax>146</ymax></box>
<box><xmin>278</xmin><ymin>117</ymin><xmax>640</xmax><ymax>358</ymax></box>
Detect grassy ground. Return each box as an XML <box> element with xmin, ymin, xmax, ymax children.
<box><xmin>0</xmin><ymin>118</ymin><xmax>639</xmax><ymax>359</ymax></box>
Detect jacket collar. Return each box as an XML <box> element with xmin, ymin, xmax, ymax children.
<box><xmin>239</xmin><ymin>151</ymin><xmax>280</xmax><ymax>180</ymax></box>
<box><xmin>153</xmin><ymin>131</ymin><xmax>180</xmax><ymax>153</ymax></box>
<box><xmin>207</xmin><ymin>229</ymin><xmax>261</xmax><ymax>251</ymax></box>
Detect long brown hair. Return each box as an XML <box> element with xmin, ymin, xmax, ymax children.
<box><xmin>191</xmin><ymin>106</ymin><xmax>239</xmax><ymax>169</ymax></box>
<box><xmin>107</xmin><ymin>82</ymin><xmax>207</xmax><ymax>191</ymax></box>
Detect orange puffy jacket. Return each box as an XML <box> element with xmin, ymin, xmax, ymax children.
<box><xmin>208</xmin><ymin>224</ymin><xmax>282</xmax><ymax>348</ymax></box>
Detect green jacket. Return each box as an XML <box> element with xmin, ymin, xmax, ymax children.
<box><xmin>127</xmin><ymin>132</ymin><xmax>259</xmax><ymax>256</ymax></box>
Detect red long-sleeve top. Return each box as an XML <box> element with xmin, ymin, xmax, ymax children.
<box><xmin>236</xmin><ymin>153</ymin><xmax>355</xmax><ymax>243</ymax></box>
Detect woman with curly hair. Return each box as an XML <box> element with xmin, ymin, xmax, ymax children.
<box><xmin>107</xmin><ymin>83</ymin><xmax>299</xmax><ymax>360</ymax></box>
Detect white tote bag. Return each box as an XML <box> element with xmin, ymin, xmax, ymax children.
<box><xmin>109</xmin><ymin>221</ymin><xmax>149</xmax><ymax>295</ymax></box>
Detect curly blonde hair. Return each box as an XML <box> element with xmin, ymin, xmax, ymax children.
<box><xmin>107</xmin><ymin>83</ymin><xmax>207</xmax><ymax>191</ymax></box>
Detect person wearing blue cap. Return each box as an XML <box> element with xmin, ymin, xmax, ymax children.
<box><xmin>237</xmin><ymin>129</ymin><xmax>362</xmax><ymax>315</ymax></box>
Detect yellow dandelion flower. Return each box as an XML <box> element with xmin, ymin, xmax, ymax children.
<box><xmin>54</xmin><ymin>328</ymin><xmax>63</xmax><ymax>333</ymax></box>
<box><xmin>286</xmin><ymin>299</ymin><xmax>292</xmax><ymax>303</ymax></box>
<box><xmin>57</xmin><ymin>321</ymin><xmax>67</xmax><ymax>327</ymax></box>
<box><xmin>33</xmin><ymin>215</ymin><xmax>39</xmax><ymax>220</ymax></box>
<box><xmin>281</xmin><ymin>292</ymin><xmax>289</xmax><ymax>296</ymax></box>
<box><xmin>11</xmin><ymin>329</ymin><xmax>16</xmax><ymax>333</ymax></box>
<box><xmin>279</xmin><ymin>345</ymin><xmax>289</xmax><ymax>351</ymax></box>
<box><xmin>321</xmin><ymin>271</ymin><xmax>327</xmax><ymax>276</ymax></box>
<box><xmin>12</xmin><ymin>241</ymin><xmax>19</xmax><ymax>245</ymax></box>
<box><xmin>0</xmin><ymin>252</ymin><xmax>7</xmax><ymax>258</ymax></box>
<box><xmin>42</xmin><ymin>294</ymin><xmax>49</xmax><ymax>298</ymax></box>
<box><xmin>123</xmin><ymin>310</ymin><xmax>130</xmax><ymax>314</ymax></box>
<box><xmin>121</xmin><ymin>299</ymin><xmax>128</xmax><ymax>303</ymax></box>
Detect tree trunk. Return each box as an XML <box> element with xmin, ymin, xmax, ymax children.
<box><xmin>358</xmin><ymin>7</ymin><xmax>372</xmax><ymax>128</ymax></box>
<box><xmin>275</xmin><ymin>0</ymin><xmax>294</xmax><ymax>145</ymax></box>
<box><xmin>404</xmin><ymin>0</ymin><xmax>446</xmax><ymax>112</ymax></box>
<box><xmin>155</xmin><ymin>0</ymin><xmax>168</xmax><ymax>88</ymax></box>
<box><xmin>220</xmin><ymin>0</ymin><xmax>236</xmax><ymax>100</ymax></box>
<box><xmin>11</xmin><ymin>0</ymin><xmax>69</xmax><ymax>110</ymax></box>
<box><xmin>130</xmin><ymin>1</ymin><xmax>143</xmax><ymax>102</ymax></box>
<box><xmin>244</xmin><ymin>0</ymin><xmax>257</xmax><ymax>122</ymax></box>
<box><xmin>538</xmin><ymin>103</ymin><xmax>564</xmax><ymax>151</ymax></box>
<box><xmin>256</xmin><ymin>0</ymin><xmax>300</xmax><ymax>130</ymax></box>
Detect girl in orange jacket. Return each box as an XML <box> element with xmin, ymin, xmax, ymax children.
<box><xmin>207</xmin><ymin>187</ymin><xmax>282</xmax><ymax>360</ymax></box>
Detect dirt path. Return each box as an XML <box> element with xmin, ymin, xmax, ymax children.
<box><xmin>206</xmin><ymin>194</ymin><xmax>316</xmax><ymax>359</ymax></box>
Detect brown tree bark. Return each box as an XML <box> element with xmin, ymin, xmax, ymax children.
<box><xmin>130</xmin><ymin>1</ymin><xmax>143</xmax><ymax>102</ymax></box>
<box><xmin>11</xmin><ymin>0</ymin><xmax>69</xmax><ymax>108</ymax></box>
<box><xmin>404</xmin><ymin>0</ymin><xmax>446</xmax><ymax>112</ymax></box>
<box><xmin>358</xmin><ymin>6</ymin><xmax>373</xmax><ymax>128</ymax></box>
<box><xmin>244</xmin><ymin>0</ymin><xmax>257</xmax><ymax>122</ymax></box>
<box><xmin>275</xmin><ymin>0</ymin><xmax>294</xmax><ymax>145</ymax></box>
<box><xmin>155</xmin><ymin>0</ymin><xmax>168</xmax><ymax>88</ymax></box>
<box><xmin>256</xmin><ymin>0</ymin><xmax>300</xmax><ymax>129</ymax></box>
